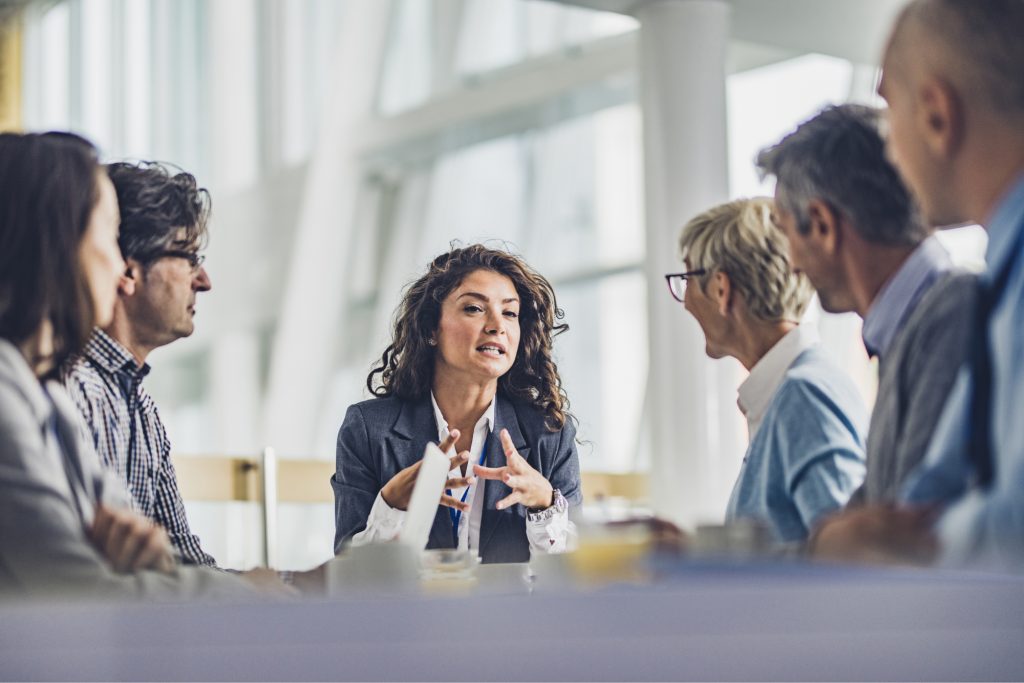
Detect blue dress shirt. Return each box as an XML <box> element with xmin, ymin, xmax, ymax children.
<box><xmin>727</xmin><ymin>346</ymin><xmax>868</xmax><ymax>542</ymax></box>
<box><xmin>862</xmin><ymin>236</ymin><xmax>953</xmax><ymax>359</ymax></box>
<box><xmin>903</xmin><ymin>173</ymin><xmax>1024</xmax><ymax>571</ymax></box>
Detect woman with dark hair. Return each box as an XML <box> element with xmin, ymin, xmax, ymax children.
<box><xmin>0</xmin><ymin>132</ymin><xmax>256</xmax><ymax>600</ymax></box>
<box><xmin>332</xmin><ymin>245</ymin><xmax>582</xmax><ymax>563</ymax></box>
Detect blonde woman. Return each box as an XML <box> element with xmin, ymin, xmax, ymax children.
<box><xmin>667</xmin><ymin>198</ymin><xmax>867</xmax><ymax>542</ymax></box>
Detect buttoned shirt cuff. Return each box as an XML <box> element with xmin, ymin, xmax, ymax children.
<box><xmin>351</xmin><ymin>491</ymin><xmax>406</xmax><ymax>545</ymax></box>
<box><xmin>526</xmin><ymin>506</ymin><xmax>576</xmax><ymax>554</ymax></box>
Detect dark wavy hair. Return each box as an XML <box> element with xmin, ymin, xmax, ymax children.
<box><xmin>0</xmin><ymin>131</ymin><xmax>101</xmax><ymax>376</ymax></box>
<box><xmin>368</xmin><ymin>244</ymin><xmax>571</xmax><ymax>431</ymax></box>
<box><xmin>105</xmin><ymin>161</ymin><xmax>210</xmax><ymax>264</ymax></box>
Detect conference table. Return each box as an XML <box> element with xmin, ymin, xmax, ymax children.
<box><xmin>1</xmin><ymin>557</ymin><xmax>1022</xmax><ymax>681</ymax></box>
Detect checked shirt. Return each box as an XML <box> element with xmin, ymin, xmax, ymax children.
<box><xmin>62</xmin><ymin>329</ymin><xmax>216</xmax><ymax>566</ymax></box>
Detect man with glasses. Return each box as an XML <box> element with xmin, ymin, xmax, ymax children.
<box><xmin>63</xmin><ymin>162</ymin><xmax>217</xmax><ymax>566</ymax></box>
<box><xmin>806</xmin><ymin>0</ymin><xmax>1024</xmax><ymax>570</ymax></box>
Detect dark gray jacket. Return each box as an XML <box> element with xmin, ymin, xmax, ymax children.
<box><xmin>852</xmin><ymin>271</ymin><xmax>978</xmax><ymax>505</ymax></box>
<box><xmin>332</xmin><ymin>392</ymin><xmax>582</xmax><ymax>563</ymax></box>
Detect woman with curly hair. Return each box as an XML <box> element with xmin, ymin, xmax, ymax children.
<box><xmin>332</xmin><ymin>244</ymin><xmax>582</xmax><ymax>563</ymax></box>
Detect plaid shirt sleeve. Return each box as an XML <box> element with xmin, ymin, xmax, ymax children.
<box><xmin>151</xmin><ymin>416</ymin><xmax>218</xmax><ymax>567</ymax></box>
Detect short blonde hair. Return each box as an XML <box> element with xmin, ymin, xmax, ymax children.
<box><xmin>678</xmin><ymin>197</ymin><xmax>812</xmax><ymax>323</ymax></box>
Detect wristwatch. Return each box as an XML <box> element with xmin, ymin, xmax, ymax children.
<box><xmin>527</xmin><ymin>488</ymin><xmax>568</xmax><ymax>522</ymax></box>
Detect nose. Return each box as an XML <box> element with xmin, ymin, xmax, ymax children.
<box><xmin>484</xmin><ymin>309</ymin><xmax>505</xmax><ymax>335</ymax></box>
<box><xmin>193</xmin><ymin>266</ymin><xmax>212</xmax><ymax>292</ymax></box>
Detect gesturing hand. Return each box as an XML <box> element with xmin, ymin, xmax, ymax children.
<box><xmin>89</xmin><ymin>505</ymin><xmax>176</xmax><ymax>574</ymax></box>
<box><xmin>380</xmin><ymin>429</ymin><xmax>475</xmax><ymax>512</ymax></box>
<box><xmin>473</xmin><ymin>428</ymin><xmax>553</xmax><ymax>510</ymax></box>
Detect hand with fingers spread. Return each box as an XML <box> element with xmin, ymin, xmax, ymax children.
<box><xmin>89</xmin><ymin>505</ymin><xmax>176</xmax><ymax>574</ymax></box>
<box><xmin>380</xmin><ymin>429</ymin><xmax>475</xmax><ymax>512</ymax></box>
<box><xmin>474</xmin><ymin>428</ymin><xmax>554</xmax><ymax>511</ymax></box>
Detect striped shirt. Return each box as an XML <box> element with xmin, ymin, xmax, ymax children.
<box><xmin>62</xmin><ymin>329</ymin><xmax>216</xmax><ymax>566</ymax></box>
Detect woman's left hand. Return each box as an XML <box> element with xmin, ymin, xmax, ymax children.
<box><xmin>473</xmin><ymin>428</ymin><xmax>554</xmax><ymax>511</ymax></box>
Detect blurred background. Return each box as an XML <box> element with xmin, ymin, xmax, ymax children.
<box><xmin>0</xmin><ymin>0</ymin><xmax>986</xmax><ymax>570</ymax></box>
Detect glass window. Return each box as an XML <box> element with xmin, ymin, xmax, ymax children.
<box><xmin>377</xmin><ymin>0</ymin><xmax>433</xmax><ymax>115</ymax></box>
<box><xmin>79</xmin><ymin>0</ymin><xmax>114</xmax><ymax>152</ymax></box>
<box><xmin>727</xmin><ymin>53</ymin><xmax>853</xmax><ymax>199</ymax></box>
<box><xmin>557</xmin><ymin>270</ymin><xmax>647</xmax><ymax>472</ymax></box>
<box><xmin>33</xmin><ymin>2</ymin><xmax>71</xmax><ymax>131</ymax></box>
<box><xmin>122</xmin><ymin>0</ymin><xmax>152</xmax><ymax>159</ymax></box>
<box><xmin>455</xmin><ymin>0</ymin><xmax>635</xmax><ymax>77</ymax></box>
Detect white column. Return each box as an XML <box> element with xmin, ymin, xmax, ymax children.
<box><xmin>635</xmin><ymin>0</ymin><xmax>733</xmax><ymax>527</ymax></box>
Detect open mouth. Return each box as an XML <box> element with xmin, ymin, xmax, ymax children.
<box><xmin>476</xmin><ymin>344</ymin><xmax>506</xmax><ymax>357</ymax></box>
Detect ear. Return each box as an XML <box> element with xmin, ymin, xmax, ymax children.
<box><xmin>918</xmin><ymin>77</ymin><xmax>963</xmax><ymax>159</ymax></box>
<box><xmin>712</xmin><ymin>271</ymin><xmax>732</xmax><ymax>317</ymax></box>
<box><xmin>806</xmin><ymin>198</ymin><xmax>842</xmax><ymax>257</ymax></box>
<box><xmin>118</xmin><ymin>259</ymin><xmax>140</xmax><ymax>297</ymax></box>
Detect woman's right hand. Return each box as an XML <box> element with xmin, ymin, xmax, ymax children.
<box><xmin>90</xmin><ymin>504</ymin><xmax>175</xmax><ymax>574</ymax></box>
<box><xmin>380</xmin><ymin>429</ymin><xmax>475</xmax><ymax>512</ymax></box>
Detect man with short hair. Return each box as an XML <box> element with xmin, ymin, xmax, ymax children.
<box><xmin>756</xmin><ymin>103</ymin><xmax>975</xmax><ymax>507</ymax></box>
<box><xmin>63</xmin><ymin>162</ymin><xmax>216</xmax><ymax>566</ymax></box>
<box><xmin>813</xmin><ymin>0</ymin><xmax>1024</xmax><ymax>571</ymax></box>
<box><xmin>672</xmin><ymin>198</ymin><xmax>866</xmax><ymax>542</ymax></box>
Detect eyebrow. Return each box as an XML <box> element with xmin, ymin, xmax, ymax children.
<box><xmin>456</xmin><ymin>292</ymin><xmax>519</xmax><ymax>304</ymax></box>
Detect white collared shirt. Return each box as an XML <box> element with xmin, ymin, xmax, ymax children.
<box><xmin>429</xmin><ymin>392</ymin><xmax>493</xmax><ymax>552</ymax></box>
<box><xmin>354</xmin><ymin>394</ymin><xmax>574</xmax><ymax>556</ymax></box>
<box><xmin>736</xmin><ymin>325</ymin><xmax>820</xmax><ymax>440</ymax></box>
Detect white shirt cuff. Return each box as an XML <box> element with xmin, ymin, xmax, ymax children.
<box><xmin>525</xmin><ymin>505</ymin><xmax>577</xmax><ymax>554</ymax></box>
<box><xmin>351</xmin><ymin>491</ymin><xmax>406</xmax><ymax>545</ymax></box>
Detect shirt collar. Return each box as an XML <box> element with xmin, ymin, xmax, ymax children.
<box><xmin>430</xmin><ymin>391</ymin><xmax>495</xmax><ymax>441</ymax></box>
<box><xmin>737</xmin><ymin>325</ymin><xmax>819</xmax><ymax>439</ymax></box>
<box><xmin>862</xmin><ymin>235</ymin><xmax>953</xmax><ymax>359</ymax></box>
<box><xmin>83</xmin><ymin>329</ymin><xmax>149</xmax><ymax>379</ymax></box>
<box><xmin>983</xmin><ymin>172</ymin><xmax>1024</xmax><ymax>286</ymax></box>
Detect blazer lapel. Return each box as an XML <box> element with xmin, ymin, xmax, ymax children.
<box><xmin>479</xmin><ymin>393</ymin><xmax>530</xmax><ymax>557</ymax></box>
<box><xmin>389</xmin><ymin>396</ymin><xmax>455</xmax><ymax>549</ymax></box>
<box><xmin>46</xmin><ymin>384</ymin><xmax>98</xmax><ymax>527</ymax></box>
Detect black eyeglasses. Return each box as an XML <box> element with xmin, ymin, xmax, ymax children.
<box><xmin>664</xmin><ymin>269</ymin><xmax>706</xmax><ymax>302</ymax></box>
<box><xmin>154</xmin><ymin>250</ymin><xmax>206</xmax><ymax>271</ymax></box>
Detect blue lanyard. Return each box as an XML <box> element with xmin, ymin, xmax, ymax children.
<box><xmin>447</xmin><ymin>438</ymin><xmax>489</xmax><ymax>548</ymax></box>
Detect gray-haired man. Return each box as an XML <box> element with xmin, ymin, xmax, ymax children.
<box><xmin>756</xmin><ymin>104</ymin><xmax>975</xmax><ymax>524</ymax></box>
<box><xmin>63</xmin><ymin>162</ymin><xmax>217</xmax><ymax>566</ymax></box>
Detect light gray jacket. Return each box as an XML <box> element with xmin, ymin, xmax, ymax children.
<box><xmin>0</xmin><ymin>339</ymin><xmax>254</xmax><ymax>602</ymax></box>
<box><xmin>852</xmin><ymin>271</ymin><xmax>978</xmax><ymax>505</ymax></box>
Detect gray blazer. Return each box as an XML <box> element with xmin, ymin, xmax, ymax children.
<box><xmin>852</xmin><ymin>271</ymin><xmax>978</xmax><ymax>504</ymax></box>
<box><xmin>332</xmin><ymin>392</ymin><xmax>582</xmax><ymax>564</ymax></box>
<box><xmin>0</xmin><ymin>339</ymin><xmax>253</xmax><ymax>602</ymax></box>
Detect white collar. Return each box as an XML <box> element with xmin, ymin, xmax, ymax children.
<box><xmin>736</xmin><ymin>325</ymin><xmax>819</xmax><ymax>439</ymax></box>
<box><xmin>429</xmin><ymin>391</ymin><xmax>496</xmax><ymax>443</ymax></box>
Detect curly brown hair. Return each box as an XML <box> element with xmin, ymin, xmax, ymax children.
<box><xmin>105</xmin><ymin>161</ymin><xmax>211</xmax><ymax>264</ymax></box>
<box><xmin>367</xmin><ymin>244</ymin><xmax>571</xmax><ymax>431</ymax></box>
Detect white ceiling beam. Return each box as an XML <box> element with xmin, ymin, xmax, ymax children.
<box><xmin>546</xmin><ymin>0</ymin><xmax>906</xmax><ymax>66</ymax></box>
<box><xmin>355</xmin><ymin>32</ymin><xmax>798</xmax><ymax>169</ymax></box>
